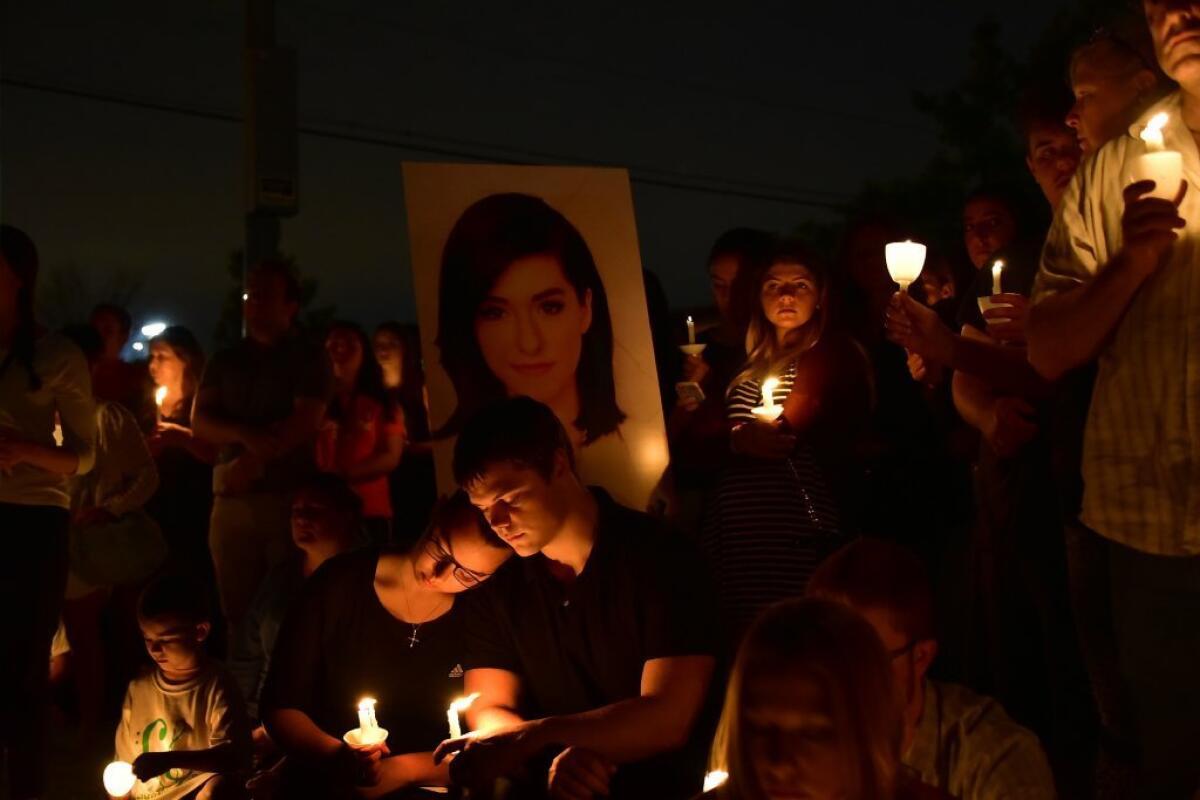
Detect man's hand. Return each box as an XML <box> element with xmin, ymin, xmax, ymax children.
<box><xmin>435</xmin><ymin>723</ymin><xmax>541</xmax><ymax>790</ymax></box>
<box><xmin>982</xmin><ymin>293</ymin><xmax>1030</xmax><ymax>346</ymax></box>
<box><xmin>340</xmin><ymin>741</ymin><xmax>390</xmax><ymax>787</ymax></box>
<box><xmin>983</xmin><ymin>397</ymin><xmax>1038</xmax><ymax>459</ymax></box>
<box><xmin>548</xmin><ymin>747</ymin><xmax>616</xmax><ymax>800</ymax></box>
<box><xmin>886</xmin><ymin>293</ymin><xmax>955</xmax><ymax>366</ymax></box>
<box><xmin>132</xmin><ymin>751</ymin><xmax>175</xmax><ymax>781</ymax></box>
<box><xmin>731</xmin><ymin>420</ymin><xmax>796</xmax><ymax>459</ymax></box>
<box><xmin>1120</xmin><ymin>179</ymin><xmax>1188</xmax><ymax>278</ymax></box>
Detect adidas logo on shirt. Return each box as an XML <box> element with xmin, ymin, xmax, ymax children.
<box><xmin>448</xmin><ymin>664</ymin><xmax>464</xmax><ymax>679</ymax></box>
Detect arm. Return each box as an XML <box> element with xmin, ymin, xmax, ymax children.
<box><xmin>191</xmin><ymin>385</ymin><xmax>252</xmax><ymax>448</ymax></box>
<box><xmin>133</xmin><ymin>742</ymin><xmax>242</xmax><ymax>779</ymax></box>
<box><xmin>263</xmin><ymin>708</ymin><xmax>342</xmax><ymax>760</ymax></box>
<box><xmin>524</xmin><ymin>655</ymin><xmax>714</xmax><ymax>763</ymax></box>
<box><xmin>465</xmin><ymin>668</ymin><xmax>527</xmax><ymax>732</ymax></box>
<box><xmin>342</xmin><ymin>427</ymin><xmax>405</xmax><ymax>483</ymax></box>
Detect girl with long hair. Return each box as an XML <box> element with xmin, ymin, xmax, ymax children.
<box><xmin>319</xmin><ymin>320</ymin><xmax>406</xmax><ymax>545</ymax></box>
<box><xmin>0</xmin><ymin>225</ymin><xmax>97</xmax><ymax>798</ymax></box>
<box><xmin>705</xmin><ymin>599</ymin><xmax>944</xmax><ymax>800</ymax></box>
<box><xmin>701</xmin><ymin>240</ymin><xmax>871</xmax><ymax>644</ymax></box>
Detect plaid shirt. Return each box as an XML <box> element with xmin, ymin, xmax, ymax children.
<box><xmin>1035</xmin><ymin>91</ymin><xmax>1200</xmax><ymax>556</ymax></box>
<box><xmin>903</xmin><ymin>681</ymin><xmax>1055</xmax><ymax>800</ymax></box>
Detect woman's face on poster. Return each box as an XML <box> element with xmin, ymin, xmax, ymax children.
<box><xmin>473</xmin><ymin>253</ymin><xmax>592</xmax><ymax>406</ymax></box>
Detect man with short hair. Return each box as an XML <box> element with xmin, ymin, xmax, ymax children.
<box><xmin>1068</xmin><ymin>24</ymin><xmax>1167</xmax><ymax>156</ymax></box>
<box><xmin>193</xmin><ymin>260</ymin><xmax>331</xmax><ymax>644</ymax></box>
<box><xmin>436</xmin><ymin>397</ymin><xmax>717</xmax><ymax>799</ymax></box>
<box><xmin>808</xmin><ymin>538</ymin><xmax>1055</xmax><ymax>800</ymax></box>
<box><xmin>1028</xmin><ymin>2</ymin><xmax>1200</xmax><ymax>793</ymax></box>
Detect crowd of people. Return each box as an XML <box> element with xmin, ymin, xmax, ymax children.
<box><xmin>3</xmin><ymin>2</ymin><xmax>1200</xmax><ymax>799</ymax></box>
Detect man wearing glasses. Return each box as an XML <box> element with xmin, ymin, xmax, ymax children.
<box><xmin>808</xmin><ymin>538</ymin><xmax>1055</xmax><ymax>800</ymax></box>
<box><xmin>435</xmin><ymin>397</ymin><xmax>718</xmax><ymax>800</ymax></box>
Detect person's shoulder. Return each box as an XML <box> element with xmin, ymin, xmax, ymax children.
<box><xmin>304</xmin><ymin>547</ymin><xmax>377</xmax><ymax>594</ymax></box>
<box><xmin>933</xmin><ymin>680</ymin><xmax>1040</xmax><ymax>745</ymax></box>
<box><xmin>593</xmin><ymin>489</ymin><xmax>702</xmax><ymax>567</ymax></box>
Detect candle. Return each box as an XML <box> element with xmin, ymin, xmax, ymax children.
<box><xmin>447</xmin><ymin>693</ymin><xmax>481</xmax><ymax>739</ymax></box>
<box><xmin>686</xmin><ymin>315</ymin><xmax>696</xmax><ymax>345</ymax></box>
<box><xmin>1130</xmin><ymin>112</ymin><xmax>1183</xmax><ymax>201</ymax></box>
<box><xmin>760</xmin><ymin>377</ymin><xmax>778</xmax><ymax>410</ymax></box>
<box><xmin>103</xmin><ymin>761</ymin><xmax>136</xmax><ymax>797</ymax></box>
<box><xmin>991</xmin><ymin>260</ymin><xmax>1004</xmax><ymax>296</ymax></box>
<box><xmin>357</xmin><ymin>697</ymin><xmax>381</xmax><ymax>744</ymax></box>
<box><xmin>704</xmin><ymin>771</ymin><xmax>729</xmax><ymax>792</ymax></box>
<box><xmin>884</xmin><ymin>240</ymin><xmax>927</xmax><ymax>291</ymax></box>
<box><xmin>154</xmin><ymin>385</ymin><xmax>167</xmax><ymax>424</ymax></box>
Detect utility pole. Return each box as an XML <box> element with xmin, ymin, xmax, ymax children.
<box><xmin>243</xmin><ymin>0</ymin><xmax>298</xmax><ymax>333</ymax></box>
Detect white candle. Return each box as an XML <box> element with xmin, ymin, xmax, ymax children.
<box><xmin>448</xmin><ymin>692</ymin><xmax>480</xmax><ymax>739</ymax></box>
<box><xmin>1131</xmin><ymin>112</ymin><xmax>1183</xmax><ymax>201</ymax></box>
<box><xmin>154</xmin><ymin>385</ymin><xmax>167</xmax><ymax>424</ymax></box>
<box><xmin>357</xmin><ymin>697</ymin><xmax>380</xmax><ymax>743</ymax></box>
<box><xmin>991</xmin><ymin>260</ymin><xmax>1004</xmax><ymax>296</ymax></box>
<box><xmin>884</xmin><ymin>240</ymin><xmax>927</xmax><ymax>291</ymax></box>
<box><xmin>103</xmin><ymin>761</ymin><xmax>136</xmax><ymax>797</ymax></box>
<box><xmin>686</xmin><ymin>315</ymin><xmax>696</xmax><ymax>345</ymax></box>
<box><xmin>760</xmin><ymin>377</ymin><xmax>779</xmax><ymax>410</ymax></box>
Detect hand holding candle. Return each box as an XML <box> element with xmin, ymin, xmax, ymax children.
<box><xmin>1130</xmin><ymin>112</ymin><xmax>1183</xmax><ymax>202</ymax></box>
<box><xmin>885</xmin><ymin>240</ymin><xmax>927</xmax><ymax>292</ymax></box>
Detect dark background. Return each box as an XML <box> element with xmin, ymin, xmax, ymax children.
<box><xmin>2</xmin><ymin>1</ymin><xmax>1105</xmax><ymax>345</ymax></box>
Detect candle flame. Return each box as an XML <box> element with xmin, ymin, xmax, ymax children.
<box><xmin>762</xmin><ymin>377</ymin><xmax>779</xmax><ymax>395</ymax></box>
<box><xmin>449</xmin><ymin>692</ymin><xmax>481</xmax><ymax>714</ymax></box>
<box><xmin>1146</xmin><ymin>112</ymin><xmax>1169</xmax><ymax>135</ymax></box>
<box><xmin>993</xmin><ymin>259</ymin><xmax>1004</xmax><ymax>270</ymax></box>
<box><xmin>704</xmin><ymin>770</ymin><xmax>729</xmax><ymax>792</ymax></box>
<box><xmin>103</xmin><ymin>761</ymin><xmax>137</xmax><ymax>796</ymax></box>
<box><xmin>155</xmin><ymin>386</ymin><xmax>168</xmax><ymax>407</ymax></box>
<box><xmin>1141</xmin><ymin>112</ymin><xmax>1169</xmax><ymax>151</ymax></box>
<box><xmin>686</xmin><ymin>315</ymin><xmax>693</xmax><ymax>324</ymax></box>
<box><xmin>358</xmin><ymin>697</ymin><xmax>377</xmax><ymax>712</ymax></box>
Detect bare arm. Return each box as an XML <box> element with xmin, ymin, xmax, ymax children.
<box><xmin>263</xmin><ymin>708</ymin><xmax>342</xmax><ymax>760</ymax></box>
<box><xmin>465</xmin><ymin>668</ymin><xmax>527</xmax><ymax>732</ymax></box>
<box><xmin>191</xmin><ymin>385</ymin><xmax>254</xmax><ymax>448</ymax></box>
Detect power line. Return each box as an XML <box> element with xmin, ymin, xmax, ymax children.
<box><xmin>2</xmin><ymin>75</ymin><xmax>848</xmax><ymax>210</ymax></box>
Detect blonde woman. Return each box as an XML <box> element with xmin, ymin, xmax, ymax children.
<box><xmin>703</xmin><ymin>599</ymin><xmax>948</xmax><ymax>800</ymax></box>
<box><xmin>700</xmin><ymin>240</ymin><xmax>871</xmax><ymax>644</ymax></box>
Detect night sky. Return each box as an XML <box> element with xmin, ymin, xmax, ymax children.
<box><xmin>3</xmin><ymin>1</ymin><xmax>1073</xmax><ymax>345</ymax></box>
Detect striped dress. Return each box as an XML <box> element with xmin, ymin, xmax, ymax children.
<box><xmin>701</xmin><ymin>360</ymin><xmax>846</xmax><ymax>642</ymax></box>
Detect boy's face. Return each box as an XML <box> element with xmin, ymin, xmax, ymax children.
<box><xmin>140</xmin><ymin>616</ymin><xmax>209</xmax><ymax>680</ymax></box>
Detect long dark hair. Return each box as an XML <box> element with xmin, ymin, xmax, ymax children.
<box><xmin>375</xmin><ymin>321</ymin><xmax>430</xmax><ymax>441</ymax></box>
<box><xmin>434</xmin><ymin>193</ymin><xmax>625</xmax><ymax>444</ymax></box>
<box><xmin>0</xmin><ymin>225</ymin><xmax>42</xmax><ymax>390</ymax></box>
<box><xmin>326</xmin><ymin>320</ymin><xmax>392</xmax><ymax>423</ymax></box>
<box><xmin>149</xmin><ymin>325</ymin><xmax>206</xmax><ymax>401</ymax></box>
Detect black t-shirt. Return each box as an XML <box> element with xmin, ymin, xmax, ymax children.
<box><xmin>462</xmin><ymin>489</ymin><xmax>718</xmax><ymax>798</ymax></box>
<box><xmin>260</xmin><ymin>548</ymin><xmax>464</xmax><ymax>755</ymax></box>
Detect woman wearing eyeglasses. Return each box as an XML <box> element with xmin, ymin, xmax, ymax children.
<box><xmin>260</xmin><ymin>490</ymin><xmax>511</xmax><ymax>797</ymax></box>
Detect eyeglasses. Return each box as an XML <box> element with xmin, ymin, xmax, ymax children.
<box><xmin>424</xmin><ymin>535</ymin><xmax>493</xmax><ymax>589</ymax></box>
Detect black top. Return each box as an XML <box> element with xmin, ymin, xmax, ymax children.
<box><xmin>956</xmin><ymin>238</ymin><xmax>1041</xmax><ymax>333</ymax></box>
<box><xmin>260</xmin><ymin>548</ymin><xmax>465</xmax><ymax>755</ymax></box>
<box><xmin>462</xmin><ymin>488</ymin><xmax>718</xmax><ymax>798</ymax></box>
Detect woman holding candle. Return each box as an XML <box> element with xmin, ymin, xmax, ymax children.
<box><xmin>0</xmin><ymin>225</ymin><xmax>96</xmax><ymax>800</ymax></box>
<box><xmin>259</xmin><ymin>492</ymin><xmax>511</xmax><ymax>797</ymax></box>
<box><xmin>144</xmin><ymin>326</ymin><xmax>217</xmax><ymax>587</ymax></box>
<box><xmin>320</xmin><ymin>321</ymin><xmax>406</xmax><ymax>545</ymax></box>
<box><xmin>701</xmin><ymin>599</ymin><xmax>948</xmax><ymax>800</ymax></box>
<box><xmin>701</xmin><ymin>240</ymin><xmax>871</xmax><ymax>645</ymax></box>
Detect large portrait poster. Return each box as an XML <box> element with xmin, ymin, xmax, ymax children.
<box><xmin>402</xmin><ymin>163</ymin><xmax>669</xmax><ymax>510</ymax></box>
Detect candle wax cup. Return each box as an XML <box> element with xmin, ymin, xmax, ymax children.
<box><xmin>343</xmin><ymin>726</ymin><xmax>389</xmax><ymax>748</ymax></box>
<box><xmin>752</xmin><ymin>405</ymin><xmax>783</xmax><ymax>422</ymax></box>
<box><xmin>1130</xmin><ymin>151</ymin><xmax>1184</xmax><ymax>201</ymax></box>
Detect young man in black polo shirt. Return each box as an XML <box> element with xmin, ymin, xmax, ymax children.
<box><xmin>434</xmin><ymin>397</ymin><xmax>718</xmax><ymax>799</ymax></box>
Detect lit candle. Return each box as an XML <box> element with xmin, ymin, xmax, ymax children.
<box><xmin>991</xmin><ymin>260</ymin><xmax>1004</xmax><ymax>296</ymax></box>
<box><xmin>357</xmin><ymin>697</ymin><xmax>381</xmax><ymax>744</ymax></box>
<box><xmin>884</xmin><ymin>240</ymin><xmax>927</xmax><ymax>291</ymax></box>
<box><xmin>448</xmin><ymin>693</ymin><xmax>480</xmax><ymax>739</ymax></box>
<box><xmin>1130</xmin><ymin>112</ymin><xmax>1183</xmax><ymax>201</ymax></box>
<box><xmin>752</xmin><ymin>377</ymin><xmax>783</xmax><ymax>422</ymax></box>
<box><xmin>154</xmin><ymin>385</ymin><xmax>167</xmax><ymax>424</ymax></box>
<box><xmin>103</xmin><ymin>761</ymin><xmax>136</xmax><ymax>797</ymax></box>
<box><xmin>704</xmin><ymin>770</ymin><xmax>729</xmax><ymax>792</ymax></box>
<box><xmin>686</xmin><ymin>315</ymin><xmax>696</xmax><ymax>345</ymax></box>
